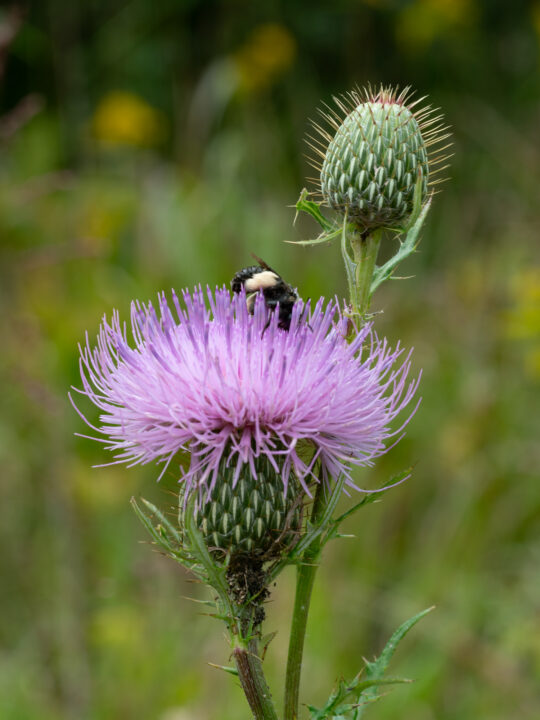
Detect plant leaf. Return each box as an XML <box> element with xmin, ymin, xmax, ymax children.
<box><xmin>308</xmin><ymin>677</ymin><xmax>410</xmax><ymax>719</ymax></box>
<box><xmin>370</xmin><ymin>173</ymin><xmax>432</xmax><ymax>296</ymax></box>
<box><xmin>294</xmin><ymin>188</ymin><xmax>335</xmax><ymax>233</ymax></box>
<box><xmin>353</xmin><ymin>606</ymin><xmax>434</xmax><ymax>719</ymax></box>
<box><xmin>331</xmin><ymin>468</ymin><xmax>411</xmax><ymax>529</ymax></box>
<box><xmin>131</xmin><ymin>497</ymin><xmax>174</xmax><ymax>551</ymax></box>
<box><xmin>286</xmin><ymin>226</ymin><xmax>342</xmax><ymax>246</ymax></box>
<box><xmin>140</xmin><ymin>497</ymin><xmax>183</xmax><ymax>545</ymax></box>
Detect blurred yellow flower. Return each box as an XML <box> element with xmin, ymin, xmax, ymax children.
<box><xmin>233</xmin><ymin>23</ymin><xmax>296</xmax><ymax>93</ymax></box>
<box><xmin>92</xmin><ymin>91</ymin><xmax>166</xmax><ymax>147</ymax></box>
<box><xmin>397</xmin><ymin>0</ymin><xmax>476</xmax><ymax>51</ymax></box>
<box><xmin>501</xmin><ymin>268</ymin><xmax>540</xmax><ymax>379</ymax></box>
<box><xmin>502</xmin><ymin>268</ymin><xmax>540</xmax><ymax>340</ymax></box>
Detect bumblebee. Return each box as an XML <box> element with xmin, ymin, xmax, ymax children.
<box><xmin>231</xmin><ymin>255</ymin><xmax>298</xmax><ymax>331</ymax></box>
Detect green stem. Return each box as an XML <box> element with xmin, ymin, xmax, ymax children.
<box><xmin>283</xmin><ymin>560</ymin><xmax>318</xmax><ymax>720</ymax></box>
<box><xmin>283</xmin><ymin>226</ymin><xmax>381</xmax><ymax>719</ymax></box>
<box><xmin>284</xmin><ymin>481</ymin><xmax>327</xmax><ymax>720</ymax></box>
<box><xmin>349</xmin><ymin>228</ymin><xmax>382</xmax><ymax>322</ymax></box>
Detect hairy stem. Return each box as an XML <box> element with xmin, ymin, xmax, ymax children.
<box><xmin>233</xmin><ymin>636</ymin><xmax>278</xmax><ymax>720</ymax></box>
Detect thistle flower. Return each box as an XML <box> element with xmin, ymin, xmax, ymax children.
<box><xmin>72</xmin><ymin>287</ymin><xmax>419</xmax><ymax>552</ymax></box>
<box><xmin>309</xmin><ymin>85</ymin><xmax>451</xmax><ymax>231</ymax></box>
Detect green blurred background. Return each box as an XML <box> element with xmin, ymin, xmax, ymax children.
<box><xmin>1</xmin><ymin>1</ymin><xmax>539</xmax><ymax>718</ymax></box>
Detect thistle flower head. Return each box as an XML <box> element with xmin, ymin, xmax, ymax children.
<box><xmin>73</xmin><ymin>287</ymin><xmax>419</xmax><ymax>502</ymax></box>
<box><xmin>308</xmin><ymin>85</ymin><xmax>451</xmax><ymax>231</ymax></box>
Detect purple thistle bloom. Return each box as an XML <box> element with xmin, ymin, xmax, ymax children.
<box><xmin>72</xmin><ymin>287</ymin><xmax>420</xmax><ymax>498</ymax></box>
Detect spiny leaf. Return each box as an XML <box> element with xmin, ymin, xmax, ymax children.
<box><xmin>331</xmin><ymin>468</ymin><xmax>411</xmax><ymax>529</ymax></box>
<box><xmin>182</xmin><ymin>493</ymin><xmax>238</xmax><ymax>623</ymax></box>
<box><xmin>131</xmin><ymin>497</ymin><xmax>175</xmax><ymax>552</ymax></box>
<box><xmin>181</xmin><ymin>596</ymin><xmax>217</xmax><ymax>608</ymax></box>
<box><xmin>294</xmin><ymin>188</ymin><xmax>335</xmax><ymax>233</ymax></box>
<box><xmin>131</xmin><ymin>497</ymin><xmax>197</xmax><ymax>569</ymax></box>
<box><xmin>365</xmin><ymin>607</ymin><xmax>434</xmax><ymax>679</ymax></box>
<box><xmin>370</xmin><ymin>179</ymin><xmax>432</xmax><ymax>295</ymax></box>
<box><xmin>324</xmin><ymin>469</ymin><xmax>412</xmax><ymax>547</ymax></box>
<box><xmin>353</xmin><ymin>606</ymin><xmax>434</xmax><ymax>719</ymax></box>
<box><xmin>308</xmin><ymin>677</ymin><xmax>410</xmax><ymax>719</ymax></box>
<box><xmin>141</xmin><ymin>497</ymin><xmax>183</xmax><ymax>545</ymax></box>
<box><xmin>131</xmin><ymin>497</ymin><xmax>161</xmax><ymax>540</ymax></box>
<box><xmin>287</xmin><ymin>226</ymin><xmax>343</xmax><ymax>246</ymax></box>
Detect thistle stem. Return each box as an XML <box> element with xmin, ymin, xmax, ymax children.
<box><xmin>283</xmin><ymin>231</ymin><xmax>381</xmax><ymax>718</ymax></box>
<box><xmin>183</xmin><ymin>495</ymin><xmax>277</xmax><ymax>719</ymax></box>
<box><xmin>349</xmin><ymin>229</ymin><xmax>382</xmax><ymax>321</ymax></box>
<box><xmin>234</xmin><ymin>638</ymin><xmax>278</xmax><ymax>720</ymax></box>
<box><xmin>284</xmin><ymin>480</ymin><xmax>327</xmax><ymax>720</ymax></box>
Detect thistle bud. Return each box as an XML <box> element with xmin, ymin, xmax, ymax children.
<box><xmin>189</xmin><ymin>458</ymin><xmax>303</xmax><ymax>562</ymax></box>
<box><xmin>311</xmin><ymin>86</ymin><xmax>451</xmax><ymax>231</ymax></box>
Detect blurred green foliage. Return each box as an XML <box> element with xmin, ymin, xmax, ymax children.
<box><xmin>1</xmin><ymin>2</ymin><xmax>539</xmax><ymax>719</ymax></box>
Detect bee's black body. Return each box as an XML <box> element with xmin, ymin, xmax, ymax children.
<box><xmin>231</xmin><ymin>256</ymin><xmax>298</xmax><ymax>331</ymax></box>
<box><xmin>230</xmin><ymin>265</ymin><xmax>266</xmax><ymax>294</ymax></box>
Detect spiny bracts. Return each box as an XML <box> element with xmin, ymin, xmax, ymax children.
<box><xmin>310</xmin><ymin>85</ymin><xmax>451</xmax><ymax>231</ymax></box>
<box><xmin>190</xmin><ymin>458</ymin><xmax>303</xmax><ymax>559</ymax></box>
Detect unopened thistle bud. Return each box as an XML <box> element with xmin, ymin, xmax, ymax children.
<box><xmin>310</xmin><ymin>85</ymin><xmax>451</xmax><ymax>231</ymax></box>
